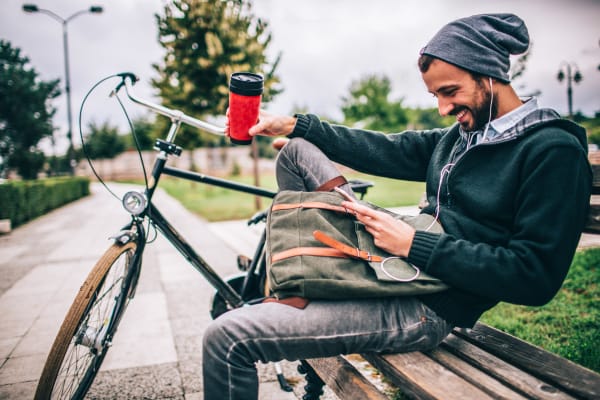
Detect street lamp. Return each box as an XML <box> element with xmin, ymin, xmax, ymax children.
<box><xmin>557</xmin><ymin>62</ymin><xmax>583</xmax><ymax>119</ymax></box>
<box><xmin>22</xmin><ymin>4</ymin><xmax>103</xmax><ymax>174</ymax></box>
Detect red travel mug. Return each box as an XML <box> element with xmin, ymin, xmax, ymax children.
<box><xmin>228</xmin><ymin>72</ymin><xmax>264</xmax><ymax>145</ymax></box>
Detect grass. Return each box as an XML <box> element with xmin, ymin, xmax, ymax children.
<box><xmin>157</xmin><ymin>174</ymin><xmax>278</xmax><ymax>221</ymax></box>
<box><xmin>158</xmin><ymin>171</ymin><xmax>599</xmax><ymax>373</ymax></box>
<box><xmin>481</xmin><ymin>247</ymin><xmax>600</xmax><ymax>373</ymax></box>
<box><xmin>157</xmin><ymin>171</ymin><xmax>425</xmax><ymax>222</ymax></box>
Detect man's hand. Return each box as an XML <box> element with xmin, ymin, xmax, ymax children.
<box><xmin>249</xmin><ymin>110</ymin><xmax>297</xmax><ymax>137</ymax></box>
<box><xmin>225</xmin><ymin>109</ymin><xmax>296</xmax><ymax>139</ymax></box>
<box><xmin>342</xmin><ymin>201</ymin><xmax>416</xmax><ymax>257</ymax></box>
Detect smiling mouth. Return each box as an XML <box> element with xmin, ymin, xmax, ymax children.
<box><xmin>456</xmin><ymin>109</ymin><xmax>468</xmax><ymax>123</ymax></box>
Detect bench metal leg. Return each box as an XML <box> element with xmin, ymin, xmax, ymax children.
<box><xmin>298</xmin><ymin>360</ymin><xmax>324</xmax><ymax>400</ymax></box>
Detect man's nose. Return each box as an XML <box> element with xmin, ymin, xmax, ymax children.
<box><xmin>438</xmin><ymin>99</ymin><xmax>453</xmax><ymax>116</ymax></box>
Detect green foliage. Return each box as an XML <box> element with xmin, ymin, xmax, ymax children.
<box><xmin>158</xmin><ymin>174</ymin><xmax>277</xmax><ymax>221</ymax></box>
<box><xmin>255</xmin><ymin>135</ymin><xmax>277</xmax><ymax>159</ymax></box>
<box><xmin>340</xmin><ymin>74</ymin><xmax>458</xmax><ymax>132</ymax></box>
<box><xmin>83</xmin><ymin>120</ymin><xmax>126</xmax><ymax>159</ymax></box>
<box><xmin>406</xmin><ymin>107</ymin><xmax>456</xmax><ymax>130</ymax></box>
<box><xmin>126</xmin><ymin>115</ymin><xmax>159</xmax><ymax>151</ymax></box>
<box><xmin>230</xmin><ymin>161</ymin><xmax>241</xmax><ymax>177</ymax></box>
<box><xmin>0</xmin><ymin>40</ymin><xmax>60</xmax><ymax>179</ymax></box>
<box><xmin>8</xmin><ymin>149</ymin><xmax>45</xmax><ymax>180</ymax></box>
<box><xmin>341</xmin><ymin>74</ymin><xmax>408</xmax><ymax>131</ymax></box>
<box><xmin>45</xmin><ymin>154</ymin><xmax>75</xmax><ymax>176</ymax></box>
<box><xmin>576</xmin><ymin>113</ymin><xmax>600</xmax><ymax>146</ymax></box>
<box><xmin>152</xmin><ymin>0</ymin><xmax>282</xmax><ymax>148</ymax></box>
<box><xmin>482</xmin><ymin>247</ymin><xmax>600</xmax><ymax>372</ymax></box>
<box><xmin>0</xmin><ymin>177</ymin><xmax>90</xmax><ymax>227</ymax></box>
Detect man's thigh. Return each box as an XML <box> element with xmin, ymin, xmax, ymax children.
<box><xmin>208</xmin><ymin>297</ymin><xmax>451</xmax><ymax>363</ymax></box>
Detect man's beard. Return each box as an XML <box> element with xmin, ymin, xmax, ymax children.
<box><xmin>471</xmin><ymin>89</ymin><xmax>497</xmax><ymax>131</ymax></box>
<box><xmin>456</xmin><ymin>80</ymin><xmax>498</xmax><ymax>132</ymax></box>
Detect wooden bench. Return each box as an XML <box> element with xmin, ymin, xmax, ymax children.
<box><xmin>303</xmin><ymin>164</ymin><xmax>600</xmax><ymax>400</ymax></box>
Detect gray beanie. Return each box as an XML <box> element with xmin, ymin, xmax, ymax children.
<box><xmin>420</xmin><ymin>13</ymin><xmax>529</xmax><ymax>83</ymax></box>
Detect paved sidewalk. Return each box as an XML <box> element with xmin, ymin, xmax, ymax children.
<box><xmin>0</xmin><ymin>183</ymin><xmax>301</xmax><ymax>399</ymax></box>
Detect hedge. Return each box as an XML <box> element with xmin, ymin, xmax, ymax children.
<box><xmin>0</xmin><ymin>177</ymin><xmax>90</xmax><ymax>228</ymax></box>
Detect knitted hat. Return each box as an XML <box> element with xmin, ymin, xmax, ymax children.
<box><xmin>420</xmin><ymin>13</ymin><xmax>530</xmax><ymax>83</ymax></box>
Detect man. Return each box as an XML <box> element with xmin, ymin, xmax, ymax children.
<box><xmin>203</xmin><ymin>13</ymin><xmax>591</xmax><ymax>399</ymax></box>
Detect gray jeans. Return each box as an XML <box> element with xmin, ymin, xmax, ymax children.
<box><xmin>202</xmin><ymin>138</ymin><xmax>452</xmax><ymax>400</ymax></box>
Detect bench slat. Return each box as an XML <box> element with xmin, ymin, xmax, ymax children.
<box><xmin>308</xmin><ymin>356</ymin><xmax>388</xmax><ymax>400</ymax></box>
<box><xmin>584</xmin><ymin>197</ymin><xmax>600</xmax><ymax>233</ymax></box>
<box><xmin>427</xmin><ymin>347</ymin><xmax>529</xmax><ymax>400</ymax></box>
<box><xmin>442</xmin><ymin>333</ymin><xmax>575</xmax><ymax>400</ymax></box>
<box><xmin>591</xmin><ymin>164</ymin><xmax>600</xmax><ymax>195</ymax></box>
<box><xmin>363</xmin><ymin>351</ymin><xmax>495</xmax><ymax>400</ymax></box>
<box><xmin>454</xmin><ymin>323</ymin><xmax>600</xmax><ymax>400</ymax></box>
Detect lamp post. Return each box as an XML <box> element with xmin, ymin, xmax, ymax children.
<box><xmin>22</xmin><ymin>4</ymin><xmax>103</xmax><ymax>174</ymax></box>
<box><xmin>556</xmin><ymin>62</ymin><xmax>583</xmax><ymax>119</ymax></box>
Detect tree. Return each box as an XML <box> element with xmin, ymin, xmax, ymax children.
<box><xmin>125</xmin><ymin>115</ymin><xmax>158</xmax><ymax>151</ymax></box>
<box><xmin>340</xmin><ymin>74</ymin><xmax>408</xmax><ymax>131</ymax></box>
<box><xmin>0</xmin><ymin>40</ymin><xmax>60</xmax><ymax>179</ymax></box>
<box><xmin>82</xmin><ymin>120</ymin><xmax>126</xmax><ymax>160</ymax></box>
<box><xmin>152</xmin><ymin>0</ymin><xmax>282</xmax><ymax>150</ymax></box>
<box><xmin>406</xmin><ymin>107</ymin><xmax>455</xmax><ymax>130</ymax></box>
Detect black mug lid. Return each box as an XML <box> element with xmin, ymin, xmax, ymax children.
<box><xmin>230</xmin><ymin>72</ymin><xmax>264</xmax><ymax>96</ymax></box>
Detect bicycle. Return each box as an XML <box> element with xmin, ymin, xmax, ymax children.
<box><xmin>33</xmin><ymin>72</ymin><xmax>372</xmax><ymax>400</ymax></box>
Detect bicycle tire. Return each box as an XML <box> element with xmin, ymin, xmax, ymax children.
<box><xmin>34</xmin><ymin>242</ymin><xmax>138</xmax><ymax>400</ymax></box>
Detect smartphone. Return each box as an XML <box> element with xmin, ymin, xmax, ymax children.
<box><xmin>334</xmin><ymin>186</ymin><xmax>358</xmax><ymax>203</ymax></box>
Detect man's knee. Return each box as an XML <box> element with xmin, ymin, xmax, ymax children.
<box><xmin>203</xmin><ymin>308</ymin><xmax>257</xmax><ymax>352</ymax></box>
<box><xmin>275</xmin><ymin>137</ymin><xmax>322</xmax><ymax>170</ymax></box>
<box><xmin>203</xmin><ymin>319</ymin><xmax>221</xmax><ymax>351</ymax></box>
<box><xmin>277</xmin><ymin>137</ymin><xmax>307</xmax><ymax>160</ymax></box>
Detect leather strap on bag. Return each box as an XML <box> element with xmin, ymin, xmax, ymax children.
<box><xmin>269</xmin><ymin>231</ymin><xmax>384</xmax><ymax>264</ymax></box>
<box><xmin>271</xmin><ymin>246</ymin><xmax>348</xmax><ymax>263</ymax></box>
<box><xmin>316</xmin><ymin>176</ymin><xmax>348</xmax><ymax>192</ymax></box>
<box><xmin>313</xmin><ymin>230</ymin><xmax>384</xmax><ymax>262</ymax></box>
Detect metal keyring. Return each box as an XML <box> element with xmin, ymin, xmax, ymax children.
<box><xmin>379</xmin><ymin>257</ymin><xmax>420</xmax><ymax>282</ymax></box>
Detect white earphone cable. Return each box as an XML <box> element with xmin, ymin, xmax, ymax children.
<box><xmin>482</xmin><ymin>77</ymin><xmax>494</xmax><ymax>142</ymax></box>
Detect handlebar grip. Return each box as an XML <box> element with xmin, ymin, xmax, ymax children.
<box><xmin>117</xmin><ymin>72</ymin><xmax>139</xmax><ymax>84</ymax></box>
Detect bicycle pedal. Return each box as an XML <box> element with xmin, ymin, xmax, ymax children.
<box><xmin>237</xmin><ymin>255</ymin><xmax>252</xmax><ymax>271</ymax></box>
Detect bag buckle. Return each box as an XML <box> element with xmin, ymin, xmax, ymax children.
<box><xmin>357</xmin><ymin>249</ymin><xmax>373</xmax><ymax>261</ymax></box>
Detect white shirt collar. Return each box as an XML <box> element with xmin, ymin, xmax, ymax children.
<box><xmin>488</xmin><ymin>97</ymin><xmax>539</xmax><ymax>138</ymax></box>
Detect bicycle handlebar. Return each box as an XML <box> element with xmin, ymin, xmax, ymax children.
<box><xmin>114</xmin><ymin>72</ymin><xmax>226</xmax><ymax>136</ymax></box>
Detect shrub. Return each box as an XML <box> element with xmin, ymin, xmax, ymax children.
<box><xmin>0</xmin><ymin>177</ymin><xmax>90</xmax><ymax>227</ymax></box>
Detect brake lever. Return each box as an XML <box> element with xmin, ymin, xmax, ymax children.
<box><xmin>111</xmin><ymin>72</ymin><xmax>139</xmax><ymax>97</ymax></box>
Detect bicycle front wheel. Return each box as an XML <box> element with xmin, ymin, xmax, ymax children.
<box><xmin>34</xmin><ymin>242</ymin><xmax>138</xmax><ymax>400</ymax></box>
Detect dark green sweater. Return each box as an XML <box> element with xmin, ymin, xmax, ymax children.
<box><xmin>290</xmin><ymin>111</ymin><xmax>592</xmax><ymax>327</ymax></box>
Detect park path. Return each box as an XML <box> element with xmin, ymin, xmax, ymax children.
<box><xmin>0</xmin><ymin>183</ymin><xmax>302</xmax><ymax>399</ymax></box>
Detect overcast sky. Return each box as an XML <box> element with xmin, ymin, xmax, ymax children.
<box><xmin>2</xmin><ymin>0</ymin><xmax>599</xmax><ymax>155</ymax></box>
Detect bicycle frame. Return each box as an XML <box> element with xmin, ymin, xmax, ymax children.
<box><xmin>146</xmin><ymin>169</ymin><xmax>275</xmax><ymax>309</ymax></box>
<box><xmin>115</xmin><ymin>73</ymin><xmax>276</xmax><ymax>310</ymax></box>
